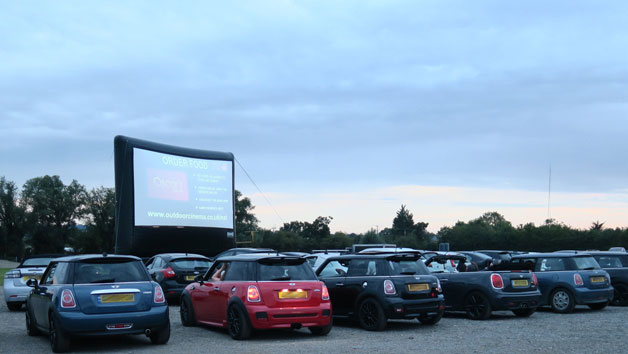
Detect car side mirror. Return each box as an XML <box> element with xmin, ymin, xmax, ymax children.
<box><xmin>150</xmin><ymin>273</ymin><xmax>157</xmax><ymax>281</ymax></box>
<box><xmin>26</xmin><ymin>278</ymin><xmax>38</xmax><ymax>288</ymax></box>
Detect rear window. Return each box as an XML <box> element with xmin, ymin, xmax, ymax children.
<box><xmin>21</xmin><ymin>257</ymin><xmax>56</xmax><ymax>267</ymax></box>
<box><xmin>572</xmin><ymin>256</ymin><xmax>601</xmax><ymax>270</ymax></box>
<box><xmin>170</xmin><ymin>258</ymin><xmax>210</xmax><ymax>270</ymax></box>
<box><xmin>258</xmin><ymin>261</ymin><xmax>317</xmax><ymax>281</ymax></box>
<box><xmin>594</xmin><ymin>255</ymin><xmax>628</xmax><ymax>268</ymax></box>
<box><xmin>73</xmin><ymin>259</ymin><xmax>149</xmax><ymax>284</ymax></box>
<box><xmin>389</xmin><ymin>260</ymin><xmax>430</xmax><ymax>276</ymax></box>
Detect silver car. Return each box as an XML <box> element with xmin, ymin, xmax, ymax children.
<box><xmin>3</xmin><ymin>254</ymin><xmax>61</xmax><ymax>310</ymax></box>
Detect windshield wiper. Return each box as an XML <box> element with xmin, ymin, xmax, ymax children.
<box><xmin>270</xmin><ymin>276</ymin><xmax>291</xmax><ymax>281</ymax></box>
<box><xmin>91</xmin><ymin>278</ymin><xmax>115</xmax><ymax>283</ymax></box>
<box><xmin>582</xmin><ymin>267</ymin><xmax>596</xmax><ymax>270</ymax></box>
<box><xmin>400</xmin><ymin>271</ymin><xmax>416</xmax><ymax>275</ymax></box>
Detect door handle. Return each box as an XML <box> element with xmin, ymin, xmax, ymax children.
<box><xmin>440</xmin><ymin>278</ymin><xmax>449</xmax><ymax>282</ymax></box>
<box><xmin>213</xmin><ymin>287</ymin><xmax>220</xmax><ymax>291</ymax></box>
<box><xmin>335</xmin><ymin>283</ymin><xmax>344</xmax><ymax>287</ymax></box>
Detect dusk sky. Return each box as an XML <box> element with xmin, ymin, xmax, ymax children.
<box><xmin>1</xmin><ymin>1</ymin><xmax>627</xmax><ymax>233</ymax></box>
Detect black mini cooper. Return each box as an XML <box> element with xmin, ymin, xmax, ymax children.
<box><xmin>315</xmin><ymin>253</ymin><xmax>444</xmax><ymax>331</ymax></box>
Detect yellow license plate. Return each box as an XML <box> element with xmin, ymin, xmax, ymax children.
<box><xmin>185</xmin><ymin>275</ymin><xmax>196</xmax><ymax>281</ymax></box>
<box><xmin>512</xmin><ymin>279</ymin><xmax>529</xmax><ymax>287</ymax></box>
<box><xmin>100</xmin><ymin>293</ymin><xmax>135</xmax><ymax>303</ymax></box>
<box><xmin>278</xmin><ymin>291</ymin><xmax>307</xmax><ymax>299</ymax></box>
<box><xmin>22</xmin><ymin>276</ymin><xmax>41</xmax><ymax>282</ymax></box>
<box><xmin>591</xmin><ymin>276</ymin><xmax>605</xmax><ymax>283</ymax></box>
<box><xmin>408</xmin><ymin>283</ymin><xmax>430</xmax><ymax>292</ymax></box>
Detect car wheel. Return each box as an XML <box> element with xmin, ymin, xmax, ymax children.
<box><xmin>180</xmin><ymin>296</ymin><xmax>196</xmax><ymax>326</ymax></box>
<box><xmin>49</xmin><ymin>312</ymin><xmax>70</xmax><ymax>353</ymax></box>
<box><xmin>227</xmin><ymin>305</ymin><xmax>252</xmax><ymax>340</ymax></box>
<box><xmin>588</xmin><ymin>301</ymin><xmax>608</xmax><ymax>310</ymax></box>
<box><xmin>417</xmin><ymin>308</ymin><xmax>444</xmax><ymax>325</ymax></box>
<box><xmin>611</xmin><ymin>284</ymin><xmax>628</xmax><ymax>306</ymax></box>
<box><xmin>464</xmin><ymin>292</ymin><xmax>492</xmax><ymax>320</ymax></box>
<box><xmin>7</xmin><ymin>302</ymin><xmax>22</xmax><ymax>311</ymax></box>
<box><xmin>309</xmin><ymin>318</ymin><xmax>332</xmax><ymax>336</ymax></box>
<box><xmin>26</xmin><ymin>307</ymin><xmax>39</xmax><ymax>336</ymax></box>
<box><xmin>357</xmin><ymin>298</ymin><xmax>387</xmax><ymax>331</ymax></box>
<box><xmin>149</xmin><ymin>321</ymin><xmax>171</xmax><ymax>344</ymax></box>
<box><xmin>550</xmin><ymin>288</ymin><xmax>575</xmax><ymax>313</ymax></box>
<box><xmin>512</xmin><ymin>308</ymin><xmax>536</xmax><ymax>317</ymax></box>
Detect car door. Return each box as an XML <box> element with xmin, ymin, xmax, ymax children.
<box><xmin>30</xmin><ymin>262</ymin><xmax>58</xmax><ymax>329</ymax></box>
<box><xmin>197</xmin><ymin>261</ymin><xmax>229</xmax><ymax>324</ymax></box>
<box><xmin>317</xmin><ymin>260</ymin><xmax>350</xmax><ymax>315</ymax></box>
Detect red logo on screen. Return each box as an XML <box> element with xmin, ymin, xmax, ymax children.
<box><xmin>146</xmin><ymin>168</ymin><xmax>189</xmax><ymax>201</ymax></box>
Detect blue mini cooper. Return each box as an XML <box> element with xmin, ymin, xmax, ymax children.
<box><xmin>25</xmin><ymin>254</ymin><xmax>170</xmax><ymax>352</ymax></box>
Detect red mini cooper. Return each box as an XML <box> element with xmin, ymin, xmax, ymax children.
<box><xmin>179</xmin><ymin>254</ymin><xmax>332</xmax><ymax>339</ymax></box>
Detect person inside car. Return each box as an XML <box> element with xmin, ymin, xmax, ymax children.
<box><xmin>211</xmin><ymin>263</ymin><xmax>228</xmax><ymax>281</ymax></box>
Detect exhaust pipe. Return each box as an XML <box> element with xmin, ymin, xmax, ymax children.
<box><xmin>145</xmin><ymin>329</ymin><xmax>152</xmax><ymax>336</ymax></box>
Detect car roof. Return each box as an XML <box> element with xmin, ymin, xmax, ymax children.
<box><xmin>52</xmin><ymin>254</ymin><xmax>142</xmax><ymax>262</ymax></box>
<box><xmin>359</xmin><ymin>247</ymin><xmax>422</xmax><ymax>254</ymax></box>
<box><xmin>153</xmin><ymin>253</ymin><xmax>209</xmax><ymax>260</ymax></box>
<box><xmin>324</xmin><ymin>253</ymin><xmax>420</xmax><ymax>261</ymax></box>
<box><xmin>214</xmin><ymin>253</ymin><xmax>304</xmax><ymax>262</ymax></box>
<box><xmin>565</xmin><ymin>251</ymin><xmax>627</xmax><ymax>256</ymax></box>
<box><xmin>21</xmin><ymin>253</ymin><xmax>65</xmax><ymax>261</ymax></box>
<box><xmin>512</xmin><ymin>252</ymin><xmax>593</xmax><ymax>258</ymax></box>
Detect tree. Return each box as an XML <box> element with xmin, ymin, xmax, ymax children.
<box><xmin>0</xmin><ymin>177</ymin><xmax>26</xmax><ymax>258</ymax></box>
<box><xmin>392</xmin><ymin>205</ymin><xmax>414</xmax><ymax>236</ymax></box>
<box><xmin>73</xmin><ymin>187</ymin><xmax>115</xmax><ymax>253</ymax></box>
<box><xmin>20</xmin><ymin>176</ymin><xmax>87</xmax><ymax>254</ymax></box>
<box><xmin>235</xmin><ymin>190</ymin><xmax>259</xmax><ymax>240</ymax></box>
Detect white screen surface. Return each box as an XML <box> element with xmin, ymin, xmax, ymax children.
<box><xmin>133</xmin><ymin>148</ymin><xmax>234</xmax><ymax>228</ymax></box>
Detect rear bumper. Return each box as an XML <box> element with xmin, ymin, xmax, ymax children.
<box><xmin>56</xmin><ymin>305</ymin><xmax>169</xmax><ymax>335</ymax></box>
<box><xmin>490</xmin><ymin>291</ymin><xmax>541</xmax><ymax>310</ymax></box>
<box><xmin>573</xmin><ymin>286</ymin><xmax>614</xmax><ymax>304</ymax></box>
<box><xmin>3</xmin><ymin>281</ymin><xmax>30</xmax><ymax>303</ymax></box>
<box><xmin>247</xmin><ymin>303</ymin><xmax>332</xmax><ymax>329</ymax></box>
<box><xmin>384</xmin><ymin>295</ymin><xmax>445</xmax><ymax>319</ymax></box>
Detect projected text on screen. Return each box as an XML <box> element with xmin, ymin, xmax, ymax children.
<box><xmin>133</xmin><ymin>148</ymin><xmax>234</xmax><ymax>228</ymax></box>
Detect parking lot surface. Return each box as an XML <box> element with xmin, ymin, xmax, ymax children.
<box><xmin>2</xmin><ymin>286</ymin><xmax>627</xmax><ymax>353</ymax></box>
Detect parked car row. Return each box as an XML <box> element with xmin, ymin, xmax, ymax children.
<box><xmin>5</xmin><ymin>247</ymin><xmax>626</xmax><ymax>352</ymax></box>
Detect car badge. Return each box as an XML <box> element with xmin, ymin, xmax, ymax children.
<box><xmin>289</xmin><ymin>283</ymin><xmax>296</xmax><ymax>286</ymax></box>
<box><xmin>194</xmin><ymin>271</ymin><xmax>199</xmax><ymax>274</ymax></box>
<box><xmin>112</xmin><ymin>285</ymin><xmax>120</xmax><ymax>289</ymax></box>
<box><xmin>520</xmin><ymin>275</ymin><xmax>523</xmax><ymax>278</ymax></box>
<box><xmin>362</xmin><ymin>281</ymin><xmax>368</xmax><ymax>288</ymax></box>
<box><xmin>231</xmin><ymin>286</ymin><xmax>237</xmax><ymax>294</ymax></box>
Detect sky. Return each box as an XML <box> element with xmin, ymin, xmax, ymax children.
<box><xmin>1</xmin><ymin>1</ymin><xmax>627</xmax><ymax>233</ymax></box>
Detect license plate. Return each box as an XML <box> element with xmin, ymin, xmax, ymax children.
<box><xmin>22</xmin><ymin>276</ymin><xmax>41</xmax><ymax>282</ymax></box>
<box><xmin>512</xmin><ymin>279</ymin><xmax>529</xmax><ymax>287</ymax></box>
<box><xmin>185</xmin><ymin>275</ymin><xmax>196</xmax><ymax>281</ymax></box>
<box><xmin>591</xmin><ymin>276</ymin><xmax>605</xmax><ymax>283</ymax></box>
<box><xmin>99</xmin><ymin>293</ymin><xmax>135</xmax><ymax>303</ymax></box>
<box><xmin>278</xmin><ymin>291</ymin><xmax>307</xmax><ymax>299</ymax></box>
<box><xmin>407</xmin><ymin>283</ymin><xmax>430</xmax><ymax>291</ymax></box>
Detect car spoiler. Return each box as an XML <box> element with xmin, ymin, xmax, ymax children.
<box><xmin>257</xmin><ymin>256</ymin><xmax>307</xmax><ymax>265</ymax></box>
<box><xmin>385</xmin><ymin>253</ymin><xmax>420</xmax><ymax>261</ymax></box>
<box><xmin>423</xmin><ymin>254</ymin><xmax>467</xmax><ymax>266</ymax></box>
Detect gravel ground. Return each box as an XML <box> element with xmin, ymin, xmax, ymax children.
<box><xmin>1</xmin><ymin>286</ymin><xmax>627</xmax><ymax>354</ymax></box>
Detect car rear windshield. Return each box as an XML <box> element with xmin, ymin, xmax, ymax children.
<box><xmin>594</xmin><ymin>255</ymin><xmax>628</xmax><ymax>268</ymax></box>
<box><xmin>258</xmin><ymin>260</ymin><xmax>317</xmax><ymax>281</ymax></box>
<box><xmin>171</xmin><ymin>258</ymin><xmax>210</xmax><ymax>270</ymax></box>
<box><xmin>388</xmin><ymin>260</ymin><xmax>430</xmax><ymax>275</ymax></box>
<box><xmin>21</xmin><ymin>257</ymin><xmax>56</xmax><ymax>267</ymax></box>
<box><xmin>73</xmin><ymin>259</ymin><xmax>149</xmax><ymax>284</ymax></box>
<box><xmin>572</xmin><ymin>256</ymin><xmax>601</xmax><ymax>270</ymax></box>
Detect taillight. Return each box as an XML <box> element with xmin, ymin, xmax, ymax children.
<box><xmin>491</xmin><ymin>273</ymin><xmax>504</xmax><ymax>289</ymax></box>
<box><xmin>321</xmin><ymin>285</ymin><xmax>330</xmax><ymax>300</ymax></box>
<box><xmin>247</xmin><ymin>285</ymin><xmax>261</xmax><ymax>302</ymax></box>
<box><xmin>162</xmin><ymin>267</ymin><xmax>176</xmax><ymax>279</ymax></box>
<box><xmin>574</xmin><ymin>273</ymin><xmax>584</xmax><ymax>286</ymax></box>
<box><xmin>383</xmin><ymin>279</ymin><xmax>396</xmax><ymax>295</ymax></box>
<box><xmin>4</xmin><ymin>270</ymin><xmax>20</xmax><ymax>279</ymax></box>
<box><xmin>60</xmin><ymin>289</ymin><xmax>76</xmax><ymax>308</ymax></box>
<box><xmin>154</xmin><ymin>285</ymin><xmax>165</xmax><ymax>303</ymax></box>
<box><xmin>532</xmin><ymin>273</ymin><xmax>539</xmax><ymax>287</ymax></box>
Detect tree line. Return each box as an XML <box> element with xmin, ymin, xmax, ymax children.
<box><xmin>1</xmin><ymin>175</ymin><xmax>627</xmax><ymax>260</ymax></box>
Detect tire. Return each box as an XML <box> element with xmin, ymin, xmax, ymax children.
<box><xmin>418</xmin><ymin>308</ymin><xmax>444</xmax><ymax>325</ymax></box>
<box><xmin>49</xmin><ymin>312</ymin><xmax>70</xmax><ymax>353</ymax></box>
<box><xmin>588</xmin><ymin>301</ymin><xmax>608</xmax><ymax>310</ymax></box>
<box><xmin>26</xmin><ymin>307</ymin><xmax>39</xmax><ymax>336</ymax></box>
<box><xmin>227</xmin><ymin>305</ymin><xmax>252</xmax><ymax>340</ymax></box>
<box><xmin>357</xmin><ymin>298</ymin><xmax>387</xmax><ymax>331</ymax></box>
<box><xmin>179</xmin><ymin>296</ymin><xmax>196</xmax><ymax>326</ymax></box>
<box><xmin>550</xmin><ymin>288</ymin><xmax>575</xmax><ymax>314</ymax></box>
<box><xmin>464</xmin><ymin>292</ymin><xmax>492</xmax><ymax>320</ymax></box>
<box><xmin>7</xmin><ymin>302</ymin><xmax>22</xmax><ymax>311</ymax></box>
<box><xmin>611</xmin><ymin>284</ymin><xmax>628</xmax><ymax>306</ymax></box>
<box><xmin>512</xmin><ymin>308</ymin><xmax>536</xmax><ymax>317</ymax></box>
<box><xmin>309</xmin><ymin>318</ymin><xmax>333</xmax><ymax>336</ymax></box>
<box><xmin>149</xmin><ymin>321</ymin><xmax>170</xmax><ymax>345</ymax></box>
